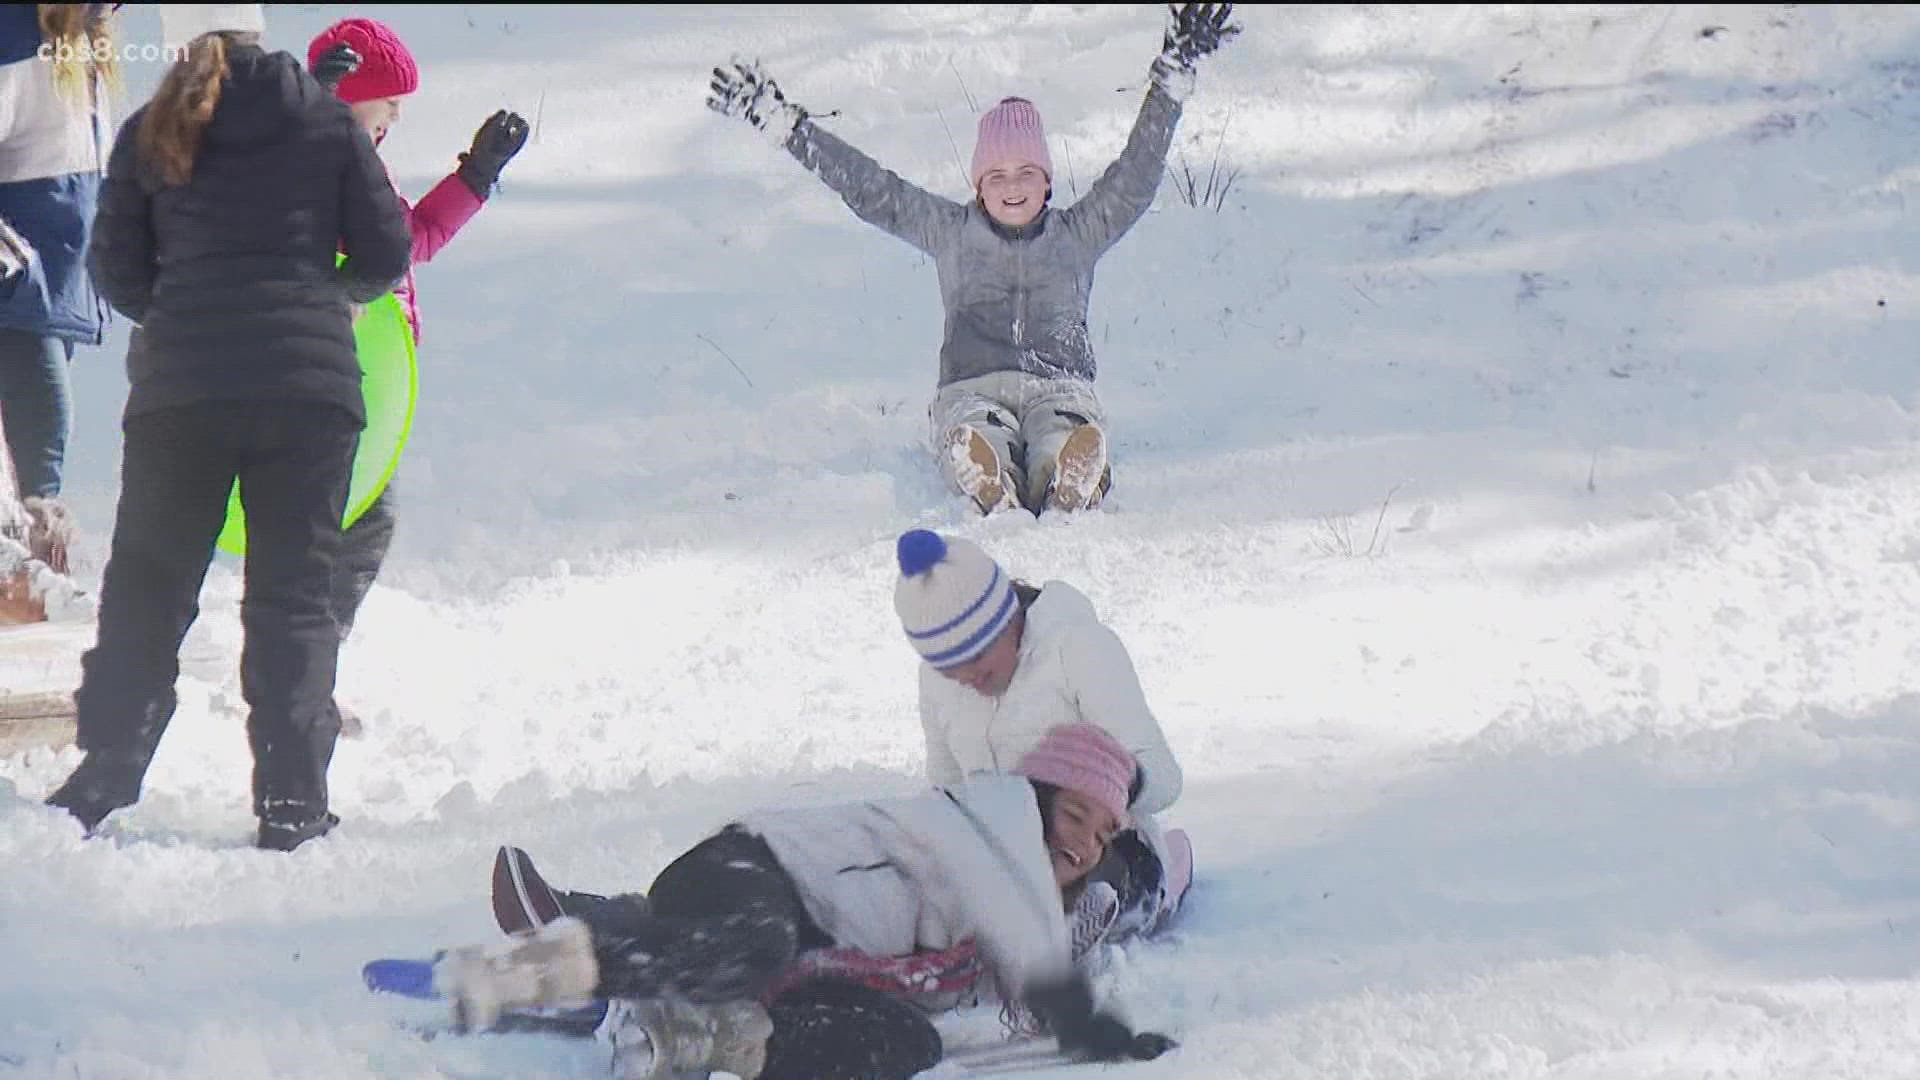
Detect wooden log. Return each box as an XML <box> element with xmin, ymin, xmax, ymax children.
<box><xmin>0</xmin><ymin>692</ymin><xmax>76</xmax><ymax>752</ymax></box>
<box><xmin>0</xmin><ymin>690</ymin><xmax>75</xmax><ymax>721</ymax></box>
<box><xmin>0</xmin><ymin>716</ymin><xmax>75</xmax><ymax>750</ymax></box>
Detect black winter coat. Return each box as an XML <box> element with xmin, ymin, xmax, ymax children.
<box><xmin>87</xmin><ymin>44</ymin><xmax>411</xmax><ymax>425</ymax></box>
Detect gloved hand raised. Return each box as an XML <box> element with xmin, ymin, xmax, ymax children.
<box><xmin>1161</xmin><ymin>3</ymin><xmax>1240</xmax><ymax>71</ymax></box>
<box><xmin>1023</xmin><ymin>974</ymin><xmax>1179</xmax><ymax>1064</ymax></box>
<box><xmin>456</xmin><ymin>110</ymin><xmax>530</xmax><ymax>198</ymax></box>
<box><xmin>310</xmin><ymin>42</ymin><xmax>360</xmax><ymax>93</ymax></box>
<box><xmin>707</xmin><ymin>58</ymin><xmax>810</xmax><ymax>143</ymax></box>
<box><xmin>1152</xmin><ymin>3</ymin><xmax>1241</xmax><ymax>100</ymax></box>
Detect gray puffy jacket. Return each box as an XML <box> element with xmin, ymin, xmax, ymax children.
<box><xmin>786</xmin><ymin>81</ymin><xmax>1183</xmax><ymax>387</ymax></box>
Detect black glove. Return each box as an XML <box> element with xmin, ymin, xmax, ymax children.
<box><xmin>1023</xmin><ymin>975</ymin><xmax>1179</xmax><ymax>1063</ymax></box>
<box><xmin>1159</xmin><ymin>2</ymin><xmax>1241</xmax><ymax>74</ymax></box>
<box><xmin>310</xmin><ymin>42</ymin><xmax>360</xmax><ymax>93</ymax></box>
<box><xmin>1129</xmin><ymin>1031</ymin><xmax>1180</xmax><ymax>1059</ymax></box>
<box><xmin>456</xmin><ymin>110</ymin><xmax>530</xmax><ymax>198</ymax></box>
<box><xmin>706</xmin><ymin>58</ymin><xmax>810</xmax><ymax>140</ymax></box>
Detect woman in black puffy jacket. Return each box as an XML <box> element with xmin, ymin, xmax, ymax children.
<box><xmin>44</xmin><ymin>4</ymin><xmax>411</xmax><ymax>852</ymax></box>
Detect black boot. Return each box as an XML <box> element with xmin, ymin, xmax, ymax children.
<box><xmin>257</xmin><ymin>811</ymin><xmax>339</xmax><ymax>852</ymax></box>
<box><xmin>45</xmin><ymin>751</ymin><xmax>146</xmax><ymax>833</ymax></box>
<box><xmin>494</xmin><ymin>844</ymin><xmax>651</xmax><ymax>936</ymax></box>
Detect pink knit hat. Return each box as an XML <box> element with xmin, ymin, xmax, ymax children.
<box><xmin>970</xmin><ymin>97</ymin><xmax>1052</xmax><ymax>190</ymax></box>
<box><xmin>1015</xmin><ymin>724</ymin><xmax>1136</xmax><ymax>825</ymax></box>
<box><xmin>308</xmin><ymin>18</ymin><xmax>419</xmax><ymax>104</ymax></box>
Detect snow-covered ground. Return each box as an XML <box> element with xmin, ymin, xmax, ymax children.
<box><xmin>7</xmin><ymin>4</ymin><xmax>1920</xmax><ymax>1076</ymax></box>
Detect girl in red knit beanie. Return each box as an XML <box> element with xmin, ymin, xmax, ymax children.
<box><xmin>305</xmin><ymin>17</ymin><xmax>530</xmax><ymax>734</ymax></box>
<box><xmin>307</xmin><ymin>17</ymin><xmax>529</xmax><ymax>344</ymax></box>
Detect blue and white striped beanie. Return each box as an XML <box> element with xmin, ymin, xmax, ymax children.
<box><xmin>894</xmin><ymin>529</ymin><xmax>1018</xmax><ymax>670</ymax></box>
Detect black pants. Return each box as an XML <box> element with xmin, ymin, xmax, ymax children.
<box><xmin>70</xmin><ymin>401</ymin><xmax>359</xmax><ymax>823</ymax></box>
<box><xmin>570</xmin><ymin>829</ymin><xmax>942</xmax><ymax>1080</ymax></box>
<box><xmin>331</xmin><ymin>480</ymin><xmax>394</xmax><ymax>641</ymax></box>
<box><xmin>577</xmin><ymin>828</ymin><xmax>831</xmax><ymax>1003</ymax></box>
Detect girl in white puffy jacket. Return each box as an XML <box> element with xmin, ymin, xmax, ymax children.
<box><xmin>441</xmin><ymin>724</ymin><xmax>1177</xmax><ymax>1080</ymax></box>
<box><xmin>891</xmin><ymin>528</ymin><xmax>1194</xmax><ymax>948</ymax></box>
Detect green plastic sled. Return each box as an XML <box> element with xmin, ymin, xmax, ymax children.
<box><xmin>214</xmin><ymin>258</ymin><xmax>418</xmax><ymax>557</ymax></box>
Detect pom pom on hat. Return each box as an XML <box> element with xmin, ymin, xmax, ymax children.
<box><xmin>896</xmin><ymin>529</ymin><xmax>949</xmax><ymax>578</ymax></box>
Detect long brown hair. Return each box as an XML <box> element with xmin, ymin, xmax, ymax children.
<box><xmin>137</xmin><ymin>31</ymin><xmax>251</xmax><ymax>188</ymax></box>
<box><xmin>37</xmin><ymin>4</ymin><xmax>119</xmax><ymax>105</ymax></box>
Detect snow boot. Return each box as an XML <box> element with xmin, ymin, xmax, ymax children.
<box><xmin>0</xmin><ymin>564</ymin><xmax>43</xmax><ymax>624</ymax></box>
<box><xmin>22</xmin><ymin>495</ymin><xmax>75</xmax><ymax>575</ymax></box>
<box><xmin>493</xmin><ymin>845</ymin><xmax>652</xmax><ymax>938</ymax></box>
<box><xmin>435</xmin><ymin>915</ymin><xmax>600</xmax><ymax>1033</ymax></box>
<box><xmin>1160</xmin><ymin>828</ymin><xmax>1194</xmax><ymax>925</ymax></box>
<box><xmin>44</xmin><ymin>751</ymin><xmax>144</xmax><ymax>833</ymax></box>
<box><xmin>945</xmin><ymin>426</ymin><xmax>1021</xmax><ymax>516</ymax></box>
<box><xmin>257</xmin><ymin>811</ymin><xmax>339</xmax><ymax>852</ymax></box>
<box><xmin>605</xmin><ymin>994</ymin><xmax>775</xmax><ymax>1080</ymax></box>
<box><xmin>1045</xmin><ymin>423</ymin><xmax>1110</xmax><ymax>513</ymax></box>
<box><xmin>493</xmin><ymin>845</ymin><xmax>570</xmax><ymax>935</ymax></box>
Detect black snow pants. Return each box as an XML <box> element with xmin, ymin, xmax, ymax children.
<box><xmin>329</xmin><ymin>479</ymin><xmax>395</xmax><ymax>641</ymax></box>
<box><xmin>63</xmin><ymin>401</ymin><xmax>358</xmax><ymax>826</ymax></box>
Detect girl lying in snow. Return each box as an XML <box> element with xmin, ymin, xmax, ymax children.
<box><xmin>893</xmin><ymin>528</ymin><xmax>1195</xmax><ymax>954</ymax></box>
<box><xmin>706</xmin><ymin>4</ymin><xmax>1240</xmax><ymax>517</ymax></box>
<box><xmin>437</xmin><ymin>724</ymin><xmax>1178</xmax><ymax>1080</ymax></box>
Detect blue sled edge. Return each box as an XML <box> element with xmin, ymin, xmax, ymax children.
<box><xmin>364</xmin><ymin>957</ymin><xmax>441</xmax><ymax>1000</ymax></box>
<box><xmin>363</xmin><ymin>957</ymin><xmax>611</xmax><ymax>1035</ymax></box>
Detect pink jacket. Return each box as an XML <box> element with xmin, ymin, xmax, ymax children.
<box><xmin>392</xmin><ymin>172</ymin><xmax>484</xmax><ymax>344</ymax></box>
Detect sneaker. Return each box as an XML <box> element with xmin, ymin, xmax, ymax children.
<box><xmin>1068</xmin><ymin>879</ymin><xmax>1121</xmax><ymax>966</ymax></box>
<box><xmin>606</xmin><ymin>995</ymin><xmax>773</xmax><ymax>1080</ymax></box>
<box><xmin>435</xmin><ymin>915</ymin><xmax>600</xmax><ymax>1034</ymax></box>
<box><xmin>257</xmin><ymin>811</ymin><xmax>339</xmax><ymax>852</ymax></box>
<box><xmin>946</xmin><ymin>427</ymin><xmax>1021</xmax><ymax>516</ymax></box>
<box><xmin>1046</xmin><ymin>424</ymin><xmax>1109</xmax><ymax>513</ymax></box>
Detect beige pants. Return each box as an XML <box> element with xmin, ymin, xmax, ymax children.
<box><xmin>929</xmin><ymin>372</ymin><xmax>1107</xmax><ymax>510</ymax></box>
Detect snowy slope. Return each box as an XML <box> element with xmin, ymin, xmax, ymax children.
<box><xmin>6</xmin><ymin>4</ymin><xmax>1920</xmax><ymax>1078</ymax></box>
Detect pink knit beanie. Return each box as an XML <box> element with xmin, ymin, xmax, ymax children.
<box><xmin>308</xmin><ymin>18</ymin><xmax>419</xmax><ymax>104</ymax></box>
<box><xmin>1015</xmin><ymin>724</ymin><xmax>1136</xmax><ymax>825</ymax></box>
<box><xmin>970</xmin><ymin>97</ymin><xmax>1052</xmax><ymax>190</ymax></box>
